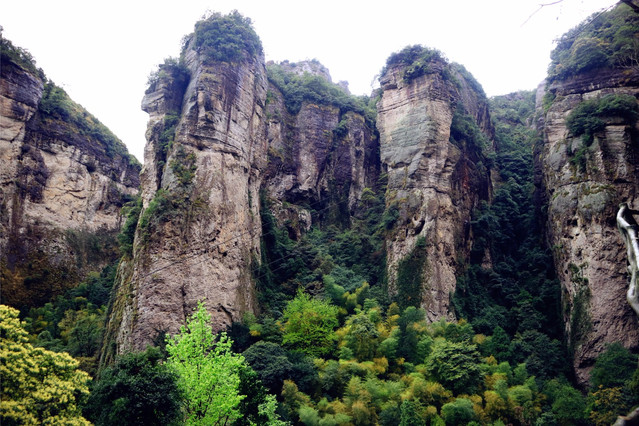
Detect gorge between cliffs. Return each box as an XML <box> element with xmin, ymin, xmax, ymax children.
<box><xmin>2</xmin><ymin>5</ymin><xmax>639</xmax><ymax>425</ymax></box>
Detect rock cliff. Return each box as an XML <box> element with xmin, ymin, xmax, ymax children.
<box><xmin>0</xmin><ymin>39</ymin><xmax>140</xmax><ymax>308</ymax></box>
<box><xmin>538</xmin><ymin>67</ymin><xmax>639</xmax><ymax>384</ymax></box>
<box><xmin>376</xmin><ymin>48</ymin><xmax>493</xmax><ymax>320</ymax></box>
<box><xmin>104</xmin><ymin>24</ymin><xmax>269</xmax><ymax>357</ymax></box>
<box><xmin>263</xmin><ymin>61</ymin><xmax>379</xmax><ymax>232</ymax></box>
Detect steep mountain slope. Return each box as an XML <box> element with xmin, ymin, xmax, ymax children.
<box><xmin>377</xmin><ymin>47</ymin><xmax>493</xmax><ymax>320</ymax></box>
<box><xmin>263</xmin><ymin>60</ymin><xmax>379</xmax><ymax>232</ymax></box>
<box><xmin>537</xmin><ymin>4</ymin><xmax>639</xmax><ymax>384</ymax></box>
<box><xmin>0</xmin><ymin>35</ymin><xmax>140</xmax><ymax>308</ymax></box>
<box><xmin>103</xmin><ymin>13</ymin><xmax>269</xmax><ymax>357</ymax></box>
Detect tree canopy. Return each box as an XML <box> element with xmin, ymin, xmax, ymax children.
<box><xmin>0</xmin><ymin>304</ymin><xmax>91</xmax><ymax>425</ymax></box>
<box><xmin>166</xmin><ymin>301</ymin><xmax>246</xmax><ymax>425</ymax></box>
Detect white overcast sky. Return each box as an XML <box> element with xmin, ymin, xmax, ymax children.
<box><xmin>2</xmin><ymin>0</ymin><xmax>619</xmax><ymax>161</ymax></box>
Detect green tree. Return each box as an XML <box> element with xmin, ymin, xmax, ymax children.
<box><xmin>590</xmin><ymin>342</ymin><xmax>638</xmax><ymax>389</ymax></box>
<box><xmin>425</xmin><ymin>339</ymin><xmax>482</xmax><ymax>395</ymax></box>
<box><xmin>399</xmin><ymin>400</ymin><xmax>426</xmax><ymax>426</ymax></box>
<box><xmin>344</xmin><ymin>312</ymin><xmax>379</xmax><ymax>361</ymax></box>
<box><xmin>166</xmin><ymin>301</ymin><xmax>246</xmax><ymax>425</ymax></box>
<box><xmin>0</xmin><ymin>304</ymin><xmax>91</xmax><ymax>425</ymax></box>
<box><xmin>587</xmin><ymin>386</ymin><xmax>630</xmax><ymax>426</ymax></box>
<box><xmin>440</xmin><ymin>398</ymin><xmax>477</xmax><ymax>424</ymax></box>
<box><xmin>84</xmin><ymin>346</ymin><xmax>182</xmax><ymax>426</ymax></box>
<box><xmin>243</xmin><ymin>341</ymin><xmax>293</xmax><ymax>394</ymax></box>
<box><xmin>193</xmin><ymin>10</ymin><xmax>263</xmax><ymax>63</ymax></box>
<box><xmin>550</xmin><ymin>384</ymin><xmax>586</xmax><ymax>425</ymax></box>
<box><xmin>234</xmin><ymin>365</ymin><xmax>289</xmax><ymax>426</ymax></box>
<box><xmin>282</xmin><ymin>290</ymin><xmax>339</xmax><ymax>357</ymax></box>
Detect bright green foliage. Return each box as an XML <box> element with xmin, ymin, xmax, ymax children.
<box><xmin>282</xmin><ymin>291</ymin><xmax>339</xmax><ymax>357</ymax></box>
<box><xmin>548</xmin><ymin>3</ymin><xmax>639</xmax><ymax>81</ymax></box>
<box><xmin>0</xmin><ymin>304</ymin><xmax>91</xmax><ymax>425</ymax></box>
<box><xmin>255</xmin><ymin>394</ymin><xmax>290</xmax><ymax>426</ymax></box>
<box><xmin>84</xmin><ymin>346</ymin><xmax>182</xmax><ymax>426</ymax></box>
<box><xmin>166</xmin><ymin>301</ymin><xmax>246</xmax><ymax>425</ymax></box>
<box><xmin>193</xmin><ymin>10</ymin><xmax>263</xmax><ymax>62</ymax></box>
<box><xmin>425</xmin><ymin>338</ymin><xmax>482</xmax><ymax>395</ymax></box>
<box><xmin>590</xmin><ymin>342</ymin><xmax>638</xmax><ymax>389</ymax></box>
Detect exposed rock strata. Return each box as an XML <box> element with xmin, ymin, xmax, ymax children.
<box><xmin>0</xmin><ymin>55</ymin><xmax>140</xmax><ymax>307</ymax></box>
<box><xmin>263</xmin><ymin>75</ymin><xmax>379</xmax><ymax>231</ymax></box>
<box><xmin>106</xmin><ymin>40</ymin><xmax>269</xmax><ymax>356</ymax></box>
<box><xmin>538</xmin><ymin>68</ymin><xmax>639</xmax><ymax>385</ymax></box>
<box><xmin>377</xmin><ymin>60</ymin><xmax>493</xmax><ymax>321</ymax></box>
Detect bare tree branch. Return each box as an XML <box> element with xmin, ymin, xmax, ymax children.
<box><xmin>521</xmin><ymin>0</ymin><xmax>567</xmax><ymax>27</ymax></box>
<box><xmin>620</xmin><ymin>0</ymin><xmax>639</xmax><ymax>13</ymax></box>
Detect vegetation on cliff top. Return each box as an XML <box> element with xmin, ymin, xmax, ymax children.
<box><xmin>547</xmin><ymin>3</ymin><xmax>639</xmax><ymax>82</ymax></box>
<box><xmin>382</xmin><ymin>44</ymin><xmax>448</xmax><ymax>82</ymax></box>
<box><xmin>0</xmin><ymin>27</ymin><xmax>45</xmax><ymax>79</ymax></box>
<box><xmin>6</xmin><ymin>5</ymin><xmax>639</xmax><ymax>425</ymax></box>
<box><xmin>267</xmin><ymin>61</ymin><xmax>377</xmax><ymax>123</ymax></box>
<box><xmin>38</xmin><ymin>82</ymin><xmax>138</xmax><ymax>165</ymax></box>
<box><xmin>192</xmin><ymin>10</ymin><xmax>263</xmax><ymax>63</ymax></box>
<box><xmin>1</xmin><ymin>28</ymin><xmax>138</xmax><ymax>166</ymax></box>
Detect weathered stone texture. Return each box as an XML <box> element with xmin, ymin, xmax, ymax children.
<box><xmin>377</xmin><ymin>61</ymin><xmax>492</xmax><ymax>321</ymax></box>
<box><xmin>263</xmin><ymin>80</ymin><xmax>379</xmax><ymax>231</ymax></box>
<box><xmin>0</xmin><ymin>56</ymin><xmax>140</xmax><ymax>307</ymax></box>
<box><xmin>110</xmin><ymin>43</ymin><xmax>269</xmax><ymax>354</ymax></box>
<box><xmin>538</xmin><ymin>69</ymin><xmax>639</xmax><ymax>385</ymax></box>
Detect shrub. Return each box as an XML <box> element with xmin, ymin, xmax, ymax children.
<box><xmin>590</xmin><ymin>342</ymin><xmax>638</xmax><ymax>389</ymax></box>
<box><xmin>548</xmin><ymin>4</ymin><xmax>639</xmax><ymax>81</ymax></box>
<box><xmin>117</xmin><ymin>197</ymin><xmax>142</xmax><ymax>257</ymax></box>
<box><xmin>282</xmin><ymin>290</ymin><xmax>339</xmax><ymax>357</ymax></box>
<box><xmin>566</xmin><ymin>94</ymin><xmax>639</xmax><ymax>145</ymax></box>
<box><xmin>84</xmin><ymin>347</ymin><xmax>182</xmax><ymax>426</ymax></box>
<box><xmin>267</xmin><ymin>62</ymin><xmax>374</xmax><ymax>119</ymax></box>
<box><xmin>383</xmin><ymin>45</ymin><xmax>446</xmax><ymax>82</ymax></box>
<box><xmin>193</xmin><ymin>10</ymin><xmax>262</xmax><ymax>63</ymax></box>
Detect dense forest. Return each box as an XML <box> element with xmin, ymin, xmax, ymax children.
<box><xmin>2</xmin><ymin>7</ymin><xmax>639</xmax><ymax>426</ymax></box>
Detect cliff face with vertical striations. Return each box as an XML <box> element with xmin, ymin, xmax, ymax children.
<box><xmin>376</xmin><ymin>49</ymin><xmax>493</xmax><ymax>320</ymax></box>
<box><xmin>538</xmin><ymin>68</ymin><xmax>639</xmax><ymax>385</ymax></box>
<box><xmin>0</xmin><ymin>40</ymin><xmax>140</xmax><ymax>308</ymax></box>
<box><xmin>104</xmin><ymin>29</ymin><xmax>269</xmax><ymax>357</ymax></box>
<box><xmin>263</xmin><ymin>61</ymin><xmax>379</xmax><ymax>233</ymax></box>
<box><xmin>535</xmin><ymin>3</ymin><xmax>639</xmax><ymax>385</ymax></box>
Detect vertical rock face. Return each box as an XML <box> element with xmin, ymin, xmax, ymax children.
<box><xmin>377</xmin><ymin>56</ymin><xmax>492</xmax><ymax>320</ymax></box>
<box><xmin>538</xmin><ymin>68</ymin><xmax>639</xmax><ymax>384</ymax></box>
<box><xmin>107</xmin><ymin>38</ymin><xmax>269</xmax><ymax>355</ymax></box>
<box><xmin>263</xmin><ymin>62</ymin><xmax>379</xmax><ymax>231</ymax></box>
<box><xmin>0</xmin><ymin>49</ymin><xmax>140</xmax><ymax>307</ymax></box>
